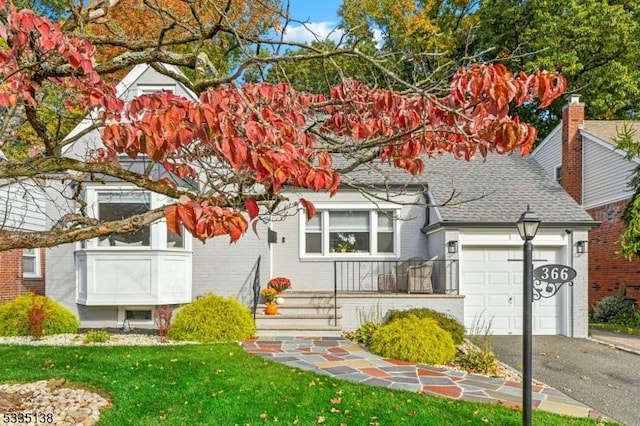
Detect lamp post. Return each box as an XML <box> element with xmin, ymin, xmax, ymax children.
<box><xmin>516</xmin><ymin>206</ymin><xmax>540</xmax><ymax>426</ymax></box>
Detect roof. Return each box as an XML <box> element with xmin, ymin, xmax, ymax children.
<box><xmin>422</xmin><ymin>154</ymin><xmax>596</xmax><ymax>226</ymax></box>
<box><xmin>582</xmin><ymin>120</ymin><xmax>640</xmax><ymax>146</ymax></box>
<box><xmin>336</xmin><ymin>152</ymin><xmax>595</xmax><ymax>226</ymax></box>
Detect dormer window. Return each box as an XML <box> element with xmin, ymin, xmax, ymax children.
<box><xmin>137</xmin><ymin>85</ymin><xmax>175</xmax><ymax>95</ymax></box>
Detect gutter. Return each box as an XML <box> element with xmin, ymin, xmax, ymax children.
<box><xmin>421</xmin><ymin>220</ymin><xmax>600</xmax><ymax>234</ymax></box>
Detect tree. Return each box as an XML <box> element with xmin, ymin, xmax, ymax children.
<box><xmin>475</xmin><ymin>0</ymin><xmax>640</xmax><ymax>137</ymax></box>
<box><xmin>0</xmin><ymin>0</ymin><xmax>566</xmax><ymax>251</ymax></box>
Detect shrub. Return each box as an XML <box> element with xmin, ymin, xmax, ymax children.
<box><xmin>83</xmin><ymin>329</ymin><xmax>111</xmax><ymax>344</ymax></box>
<box><xmin>369</xmin><ymin>317</ymin><xmax>456</xmax><ymax>365</ymax></box>
<box><xmin>0</xmin><ymin>293</ymin><xmax>79</xmax><ymax>337</ymax></box>
<box><xmin>384</xmin><ymin>308</ymin><xmax>465</xmax><ymax>345</ymax></box>
<box><xmin>354</xmin><ymin>321</ymin><xmax>379</xmax><ymax>346</ymax></box>
<box><xmin>154</xmin><ymin>305</ymin><xmax>173</xmax><ymax>342</ymax></box>
<box><xmin>590</xmin><ymin>296</ymin><xmax>636</xmax><ymax>323</ymax></box>
<box><xmin>168</xmin><ymin>293</ymin><xmax>255</xmax><ymax>343</ymax></box>
<box><xmin>28</xmin><ymin>293</ymin><xmax>46</xmax><ymax>340</ymax></box>
<box><xmin>610</xmin><ymin>310</ymin><xmax>640</xmax><ymax>327</ymax></box>
<box><xmin>455</xmin><ymin>347</ymin><xmax>499</xmax><ymax>375</ymax></box>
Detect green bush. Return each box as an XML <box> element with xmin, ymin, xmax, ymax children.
<box><xmin>384</xmin><ymin>308</ymin><xmax>465</xmax><ymax>345</ymax></box>
<box><xmin>83</xmin><ymin>329</ymin><xmax>111</xmax><ymax>344</ymax></box>
<box><xmin>354</xmin><ymin>321</ymin><xmax>379</xmax><ymax>346</ymax></box>
<box><xmin>0</xmin><ymin>293</ymin><xmax>79</xmax><ymax>337</ymax></box>
<box><xmin>168</xmin><ymin>293</ymin><xmax>255</xmax><ymax>343</ymax></box>
<box><xmin>610</xmin><ymin>310</ymin><xmax>640</xmax><ymax>327</ymax></box>
<box><xmin>369</xmin><ymin>317</ymin><xmax>456</xmax><ymax>365</ymax></box>
<box><xmin>590</xmin><ymin>296</ymin><xmax>636</xmax><ymax>323</ymax></box>
<box><xmin>455</xmin><ymin>348</ymin><xmax>499</xmax><ymax>375</ymax></box>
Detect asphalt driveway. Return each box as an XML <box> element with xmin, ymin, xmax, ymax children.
<box><xmin>491</xmin><ymin>335</ymin><xmax>640</xmax><ymax>425</ymax></box>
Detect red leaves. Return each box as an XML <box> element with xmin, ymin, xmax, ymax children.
<box><xmin>299</xmin><ymin>198</ymin><xmax>316</xmax><ymax>220</ymax></box>
<box><xmin>245</xmin><ymin>198</ymin><xmax>259</xmax><ymax>220</ymax></box>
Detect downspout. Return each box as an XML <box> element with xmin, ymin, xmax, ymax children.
<box><xmin>567</xmin><ymin>230</ymin><xmax>574</xmax><ymax>337</ymax></box>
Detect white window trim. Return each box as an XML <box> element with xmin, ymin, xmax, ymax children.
<box><xmin>84</xmin><ymin>185</ymin><xmax>191</xmax><ymax>251</ymax></box>
<box><xmin>22</xmin><ymin>248</ymin><xmax>40</xmax><ymax>278</ymax></box>
<box><xmin>118</xmin><ymin>306</ymin><xmax>155</xmax><ymax>328</ymax></box>
<box><xmin>554</xmin><ymin>165</ymin><xmax>562</xmax><ymax>183</ymax></box>
<box><xmin>299</xmin><ymin>202</ymin><xmax>401</xmax><ymax>260</ymax></box>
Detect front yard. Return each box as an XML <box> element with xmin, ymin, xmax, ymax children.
<box><xmin>0</xmin><ymin>343</ymin><xmax>606</xmax><ymax>425</ymax></box>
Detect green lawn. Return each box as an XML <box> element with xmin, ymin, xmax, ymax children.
<box><xmin>0</xmin><ymin>344</ymin><xmax>607</xmax><ymax>425</ymax></box>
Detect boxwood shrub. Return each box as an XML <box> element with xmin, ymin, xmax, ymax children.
<box><xmin>0</xmin><ymin>293</ymin><xmax>79</xmax><ymax>337</ymax></box>
<box><xmin>168</xmin><ymin>293</ymin><xmax>255</xmax><ymax>343</ymax></box>
<box><xmin>369</xmin><ymin>316</ymin><xmax>456</xmax><ymax>365</ymax></box>
<box><xmin>384</xmin><ymin>308</ymin><xmax>465</xmax><ymax>345</ymax></box>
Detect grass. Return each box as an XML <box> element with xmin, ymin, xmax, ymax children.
<box><xmin>0</xmin><ymin>344</ymin><xmax>607</xmax><ymax>425</ymax></box>
<box><xmin>590</xmin><ymin>322</ymin><xmax>640</xmax><ymax>336</ymax></box>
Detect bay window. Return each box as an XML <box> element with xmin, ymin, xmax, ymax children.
<box><xmin>86</xmin><ymin>187</ymin><xmax>189</xmax><ymax>250</ymax></box>
<box><xmin>301</xmin><ymin>206</ymin><xmax>399</xmax><ymax>257</ymax></box>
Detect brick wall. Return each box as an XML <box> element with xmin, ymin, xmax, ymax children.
<box><xmin>0</xmin><ymin>248</ymin><xmax>45</xmax><ymax>302</ymax></box>
<box><xmin>561</xmin><ymin>97</ymin><xmax>585</xmax><ymax>204</ymax></box>
<box><xmin>587</xmin><ymin>200</ymin><xmax>640</xmax><ymax>307</ymax></box>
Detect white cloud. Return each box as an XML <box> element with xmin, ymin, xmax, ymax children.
<box><xmin>280</xmin><ymin>21</ymin><xmax>345</xmax><ymax>44</ymax></box>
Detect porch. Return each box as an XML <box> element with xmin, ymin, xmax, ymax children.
<box><xmin>334</xmin><ymin>258</ymin><xmax>459</xmax><ymax>295</ymax></box>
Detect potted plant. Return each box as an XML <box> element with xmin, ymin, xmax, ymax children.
<box><xmin>261</xmin><ymin>287</ymin><xmax>278</xmax><ymax>315</ymax></box>
<box><xmin>268</xmin><ymin>277</ymin><xmax>292</xmax><ymax>293</ymax></box>
<box><xmin>268</xmin><ymin>277</ymin><xmax>292</xmax><ymax>305</ymax></box>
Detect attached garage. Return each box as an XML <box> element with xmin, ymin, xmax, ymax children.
<box><xmin>460</xmin><ymin>245</ymin><xmax>567</xmax><ymax>335</ymax></box>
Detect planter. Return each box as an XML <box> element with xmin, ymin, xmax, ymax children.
<box><xmin>265</xmin><ymin>303</ymin><xmax>278</xmax><ymax>315</ymax></box>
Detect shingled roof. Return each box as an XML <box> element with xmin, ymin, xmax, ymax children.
<box><xmin>582</xmin><ymin>120</ymin><xmax>640</xmax><ymax>146</ymax></box>
<box><xmin>338</xmin><ymin>152</ymin><xmax>596</xmax><ymax>227</ymax></box>
<box><xmin>422</xmin><ymin>154</ymin><xmax>596</xmax><ymax>226</ymax></box>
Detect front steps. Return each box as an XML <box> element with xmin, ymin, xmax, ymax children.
<box><xmin>255</xmin><ymin>291</ymin><xmax>343</xmax><ymax>337</ymax></box>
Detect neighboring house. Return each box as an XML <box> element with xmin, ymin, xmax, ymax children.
<box><xmin>0</xmin><ymin>150</ymin><xmax>47</xmax><ymax>301</ymax></box>
<box><xmin>46</xmin><ymin>64</ymin><xmax>597</xmax><ymax>337</ymax></box>
<box><xmin>531</xmin><ymin>95</ymin><xmax>640</xmax><ymax>307</ymax></box>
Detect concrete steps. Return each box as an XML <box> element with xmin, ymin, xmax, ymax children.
<box><xmin>255</xmin><ymin>291</ymin><xmax>342</xmax><ymax>337</ymax></box>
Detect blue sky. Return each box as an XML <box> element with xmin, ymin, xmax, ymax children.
<box><xmin>279</xmin><ymin>1</ymin><xmax>345</xmax><ymax>44</ymax></box>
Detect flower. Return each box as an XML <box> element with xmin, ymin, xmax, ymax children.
<box><xmin>335</xmin><ymin>233</ymin><xmax>356</xmax><ymax>252</ymax></box>
<box><xmin>261</xmin><ymin>287</ymin><xmax>278</xmax><ymax>303</ymax></box>
<box><xmin>267</xmin><ymin>277</ymin><xmax>292</xmax><ymax>293</ymax></box>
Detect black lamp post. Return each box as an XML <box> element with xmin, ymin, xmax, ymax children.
<box><xmin>516</xmin><ymin>206</ymin><xmax>540</xmax><ymax>426</ymax></box>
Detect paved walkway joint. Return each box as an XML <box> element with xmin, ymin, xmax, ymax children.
<box><xmin>243</xmin><ymin>336</ymin><xmax>602</xmax><ymax>420</ymax></box>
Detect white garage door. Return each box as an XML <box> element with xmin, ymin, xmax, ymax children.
<box><xmin>461</xmin><ymin>246</ymin><xmax>565</xmax><ymax>335</ymax></box>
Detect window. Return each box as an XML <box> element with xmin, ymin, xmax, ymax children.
<box><xmin>22</xmin><ymin>248</ymin><xmax>39</xmax><ymax>277</ymax></box>
<box><xmin>301</xmin><ymin>207</ymin><xmax>399</xmax><ymax>257</ymax></box>
<box><xmin>137</xmin><ymin>85</ymin><xmax>175</xmax><ymax>96</ymax></box>
<box><xmin>555</xmin><ymin>165</ymin><xmax>562</xmax><ymax>184</ymax></box>
<box><xmin>97</xmin><ymin>192</ymin><xmax>151</xmax><ymax>246</ymax></box>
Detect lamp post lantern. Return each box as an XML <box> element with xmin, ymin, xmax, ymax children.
<box><xmin>516</xmin><ymin>206</ymin><xmax>540</xmax><ymax>426</ymax></box>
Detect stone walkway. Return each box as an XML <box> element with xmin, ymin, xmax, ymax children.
<box><xmin>242</xmin><ymin>336</ymin><xmax>603</xmax><ymax>420</ymax></box>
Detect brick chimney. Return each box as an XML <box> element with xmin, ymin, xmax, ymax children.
<box><xmin>561</xmin><ymin>94</ymin><xmax>585</xmax><ymax>204</ymax></box>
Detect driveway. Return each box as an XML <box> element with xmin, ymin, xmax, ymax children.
<box><xmin>491</xmin><ymin>335</ymin><xmax>640</xmax><ymax>425</ymax></box>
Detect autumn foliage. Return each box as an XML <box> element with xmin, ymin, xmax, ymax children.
<box><xmin>0</xmin><ymin>0</ymin><xmax>567</xmax><ymax>246</ymax></box>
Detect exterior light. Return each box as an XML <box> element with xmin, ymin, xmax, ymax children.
<box><xmin>516</xmin><ymin>205</ymin><xmax>541</xmax><ymax>241</ymax></box>
<box><xmin>517</xmin><ymin>205</ymin><xmax>541</xmax><ymax>426</ymax></box>
<box><xmin>447</xmin><ymin>240</ymin><xmax>458</xmax><ymax>254</ymax></box>
<box><xmin>576</xmin><ymin>240</ymin><xmax>587</xmax><ymax>254</ymax></box>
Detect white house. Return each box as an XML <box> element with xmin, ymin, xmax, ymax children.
<box><xmin>43</xmin><ymin>64</ymin><xmax>597</xmax><ymax>337</ymax></box>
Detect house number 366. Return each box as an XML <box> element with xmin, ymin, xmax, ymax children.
<box><xmin>533</xmin><ymin>264</ymin><xmax>577</xmax><ymax>284</ymax></box>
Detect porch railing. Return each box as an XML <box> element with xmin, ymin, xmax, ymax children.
<box><xmin>334</xmin><ymin>258</ymin><xmax>459</xmax><ymax>295</ymax></box>
<box><xmin>251</xmin><ymin>255</ymin><xmax>261</xmax><ymax>320</ymax></box>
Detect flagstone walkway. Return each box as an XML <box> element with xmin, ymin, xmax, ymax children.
<box><xmin>242</xmin><ymin>336</ymin><xmax>603</xmax><ymax>420</ymax></box>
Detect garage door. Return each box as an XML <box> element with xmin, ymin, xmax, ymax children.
<box><xmin>461</xmin><ymin>246</ymin><xmax>565</xmax><ymax>335</ymax></box>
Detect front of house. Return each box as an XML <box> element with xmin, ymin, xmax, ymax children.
<box><xmin>44</xmin><ymin>64</ymin><xmax>597</xmax><ymax>337</ymax></box>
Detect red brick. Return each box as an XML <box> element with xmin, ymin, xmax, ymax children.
<box><xmin>0</xmin><ymin>248</ymin><xmax>45</xmax><ymax>303</ymax></box>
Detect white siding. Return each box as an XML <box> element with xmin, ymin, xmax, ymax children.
<box><xmin>583</xmin><ymin>136</ymin><xmax>635</xmax><ymax>208</ymax></box>
<box><xmin>0</xmin><ymin>179</ymin><xmax>46</xmax><ymax>231</ymax></box>
<box><xmin>271</xmin><ymin>190</ymin><xmax>429</xmax><ymax>292</ymax></box>
<box><xmin>531</xmin><ymin>125</ymin><xmax>562</xmax><ymax>179</ymax></box>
